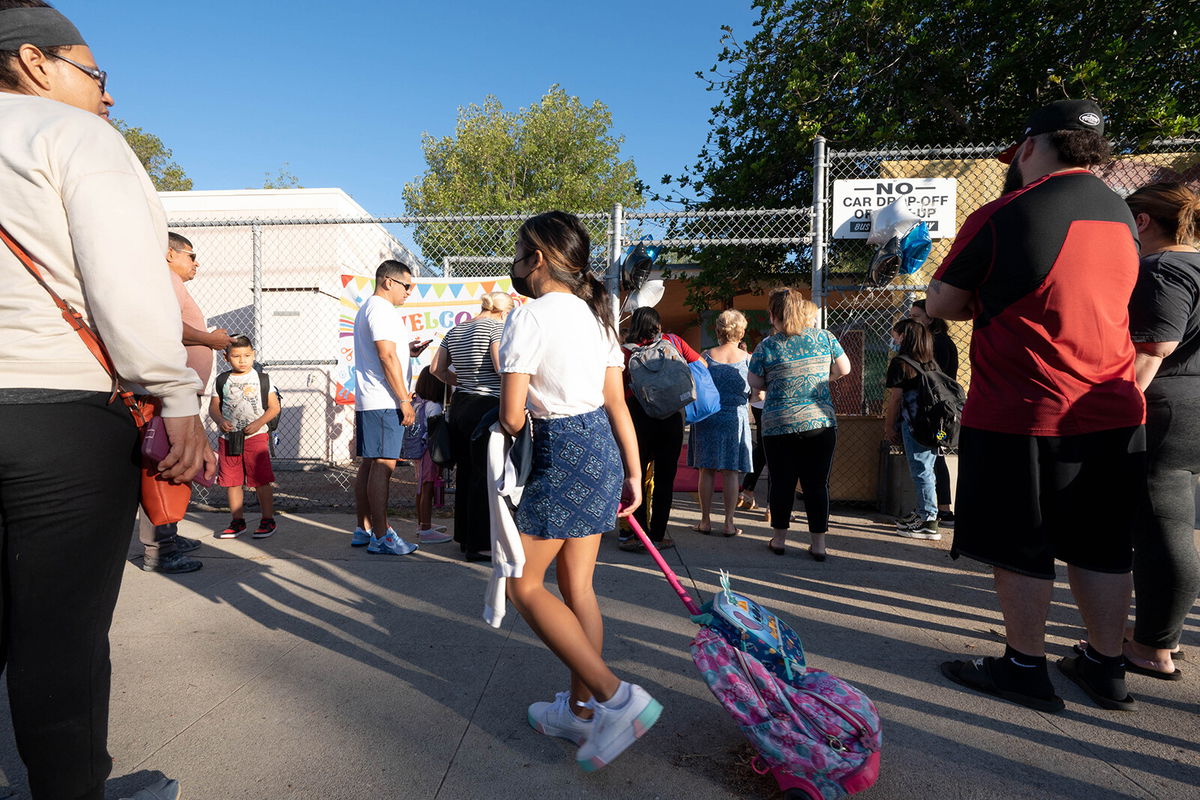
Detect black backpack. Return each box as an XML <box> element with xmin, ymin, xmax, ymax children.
<box><xmin>896</xmin><ymin>355</ymin><xmax>965</xmax><ymax>449</ymax></box>
<box><xmin>215</xmin><ymin>366</ymin><xmax>281</xmax><ymax>432</ymax></box>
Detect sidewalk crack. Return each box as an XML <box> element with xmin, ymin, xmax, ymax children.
<box><xmin>432</xmin><ymin>615</ymin><xmax>518</xmax><ymax>799</ymax></box>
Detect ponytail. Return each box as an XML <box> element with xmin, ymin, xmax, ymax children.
<box><xmin>517</xmin><ymin>210</ymin><xmax>617</xmax><ymax>340</ymax></box>
<box><xmin>1126</xmin><ymin>182</ymin><xmax>1200</xmax><ymax>246</ymax></box>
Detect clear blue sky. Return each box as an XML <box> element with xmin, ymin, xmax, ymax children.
<box><xmin>57</xmin><ymin>0</ymin><xmax>757</xmax><ymax>215</ymax></box>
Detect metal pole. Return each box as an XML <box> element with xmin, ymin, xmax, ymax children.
<box><xmin>607</xmin><ymin>203</ymin><xmax>624</xmax><ymax>324</ymax></box>
<box><xmin>442</xmin><ymin>255</ymin><xmax>451</xmax><ymax>277</ymax></box>
<box><xmin>811</xmin><ymin>136</ymin><xmax>828</xmax><ymax>328</ymax></box>
<box><xmin>252</xmin><ymin>221</ymin><xmax>264</xmax><ymax>355</ymax></box>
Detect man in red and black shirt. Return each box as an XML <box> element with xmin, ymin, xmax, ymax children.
<box><xmin>928</xmin><ymin>100</ymin><xmax>1146</xmax><ymax>713</ymax></box>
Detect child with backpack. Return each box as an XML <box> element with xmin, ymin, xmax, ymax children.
<box><xmin>403</xmin><ymin>367</ymin><xmax>453</xmax><ymax>545</ymax></box>
<box><xmin>210</xmin><ymin>335</ymin><xmax>280</xmax><ymax>539</ymax></box>
<box><xmin>884</xmin><ymin>318</ymin><xmax>957</xmax><ymax>540</ymax></box>
<box><xmin>501</xmin><ymin>211</ymin><xmax>659</xmax><ymax>771</ymax></box>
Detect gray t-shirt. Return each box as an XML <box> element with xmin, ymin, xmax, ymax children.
<box><xmin>218</xmin><ymin>369</ymin><xmax>273</xmax><ymax>439</ymax></box>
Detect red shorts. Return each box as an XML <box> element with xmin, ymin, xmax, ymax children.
<box><xmin>218</xmin><ymin>434</ymin><xmax>275</xmax><ymax>488</ymax></box>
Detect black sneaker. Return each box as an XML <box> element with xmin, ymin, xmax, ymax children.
<box><xmin>252</xmin><ymin>518</ymin><xmax>277</xmax><ymax>539</ymax></box>
<box><xmin>938</xmin><ymin>510</ymin><xmax>956</xmax><ymax>524</ymax></box>
<box><xmin>174</xmin><ymin>535</ymin><xmax>201</xmax><ymax>553</ymax></box>
<box><xmin>217</xmin><ymin>519</ymin><xmax>247</xmax><ymax>539</ymax></box>
<box><xmin>143</xmin><ymin>551</ymin><xmax>203</xmax><ymax>574</ymax></box>
<box><xmin>897</xmin><ymin>518</ymin><xmax>941</xmax><ymax>540</ymax></box>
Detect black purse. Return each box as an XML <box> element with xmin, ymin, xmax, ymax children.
<box><xmin>427</xmin><ymin>387</ymin><xmax>455</xmax><ymax>467</ymax></box>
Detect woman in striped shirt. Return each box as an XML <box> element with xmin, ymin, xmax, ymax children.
<box><xmin>431</xmin><ymin>291</ymin><xmax>514</xmax><ymax>561</ymax></box>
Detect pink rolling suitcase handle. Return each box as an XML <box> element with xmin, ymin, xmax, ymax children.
<box><xmin>621</xmin><ymin>507</ymin><xmax>702</xmax><ymax>615</ymax></box>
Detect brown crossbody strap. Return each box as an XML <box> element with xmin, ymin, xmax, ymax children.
<box><xmin>0</xmin><ymin>222</ymin><xmax>147</xmax><ymax>426</ymax></box>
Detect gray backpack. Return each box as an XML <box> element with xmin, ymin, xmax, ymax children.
<box><xmin>626</xmin><ymin>337</ymin><xmax>696</xmax><ymax>419</ymax></box>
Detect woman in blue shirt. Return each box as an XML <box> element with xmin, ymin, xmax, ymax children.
<box><xmin>748</xmin><ymin>289</ymin><xmax>851</xmax><ymax>560</ymax></box>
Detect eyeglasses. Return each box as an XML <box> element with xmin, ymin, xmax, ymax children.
<box><xmin>51</xmin><ymin>53</ymin><xmax>107</xmax><ymax>95</ymax></box>
<box><xmin>170</xmin><ymin>247</ymin><xmax>198</xmax><ymax>261</ymax></box>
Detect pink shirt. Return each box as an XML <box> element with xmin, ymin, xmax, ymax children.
<box><xmin>170</xmin><ymin>271</ymin><xmax>213</xmax><ymax>387</ymax></box>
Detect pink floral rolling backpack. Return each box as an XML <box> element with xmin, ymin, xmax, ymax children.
<box><xmin>691</xmin><ymin>623</ymin><xmax>881</xmax><ymax>799</ymax></box>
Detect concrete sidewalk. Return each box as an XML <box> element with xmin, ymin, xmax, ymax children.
<box><xmin>0</xmin><ymin>498</ymin><xmax>1196</xmax><ymax>799</ymax></box>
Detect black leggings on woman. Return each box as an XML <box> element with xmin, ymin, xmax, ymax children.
<box><xmin>448</xmin><ymin>391</ymin><xmax>500</xmax><ymax>553</ymax></box>
<box><xmin>1133</xmin><ymin>383</ymin><xmax>1200</xmax><ymax>650</ymax></box>
<box><xmin>934</xmin><ymin>454</ymin><xmax>952</xmax><ymax>508</ymax></box>
<box><xmin>0</xmin><ymin>395</ymin><xmax>140</xmax><ymax>800</ymax></box>
<box><xmin>629</xmin><ymin>400</ymin><xmax>684</xmax><ymax>542</ymax></box>
<box><xmin>763</xmin><ymin>426</ymin><xmax>837</xmax><ymax>533</ymax></box>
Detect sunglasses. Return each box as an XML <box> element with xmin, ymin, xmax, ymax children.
<box><xmin>386</xmin><ymin>277</ymin><xmax>413</xmax><ymax>292</ymax></box>
<box><xmin>52</xmin><ymin>53</ymin><xmax>107</xmax><ymax>95</ymax></box>
<box><xmin>171</xmin><ymin>247</ymin><xmax>198</xmax><ymax>260</ymax></box>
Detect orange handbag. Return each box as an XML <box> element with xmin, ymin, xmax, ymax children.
<box><xmin>138</xmin><ymin>397</ymin><xmax>194</xmax><ymax>525</ymax></box>
<box><xmin>1</xmin><ymin>223</ymin><xmax>195</xmax><ymax>525</ymax></box>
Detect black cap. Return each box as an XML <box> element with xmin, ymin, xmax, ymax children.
<box><xmin>997</xmin><ymin>99</ymin><xmax>1105</xmax><ymax>163</ymax></box>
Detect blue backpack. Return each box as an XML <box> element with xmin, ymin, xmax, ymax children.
<box><xmin>400</xmin><ymin>397</ymin><xmax>432</xmax><ymax>460</ymax></box>
<box><xmin>693</xmin><ymin>571</ymin><xmax>808</xmax><ymax>683</ymax></box>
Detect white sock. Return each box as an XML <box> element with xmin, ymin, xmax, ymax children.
<box><xmin>598</xmin><ymin>682</ymin><xmax>631</xmax><ymax>710</ymax></box>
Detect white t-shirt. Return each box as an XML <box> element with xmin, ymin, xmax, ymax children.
<box><xmin>499</xmin><ymin>292</ymin><xmax>623</xmax><ymax>418</ymax></box>
<box><xmin>219</xmin><ymin>369</ymin><xmax>274</xmax><ymax>439</ymax></box>
<box><xmin>354</xmin><ymin>295</ymin><xmax>411</xmax><ymax>411</ymax></box>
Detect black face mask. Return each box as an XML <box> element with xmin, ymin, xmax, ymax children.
<box><xmin>510</xmin><ymin>256</ymin><xmax>534</xmax><ymax>298</ymax></box>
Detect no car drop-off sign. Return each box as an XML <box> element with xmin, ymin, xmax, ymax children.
<box><xmin>831</xmin><ymin>178</ymin><xmax>957</xmax><ymax>239</ymax></box>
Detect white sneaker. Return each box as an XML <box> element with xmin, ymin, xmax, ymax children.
<box><xmin>576</xmin><ymin>682</ymin><xmax>662</xmax><ymax>771</ymax></box>
<box><xmin>418</xmin><ymin>528</ymin><xmax>453</xmax><ymax>544</ymax></box>
<box><xmin>368</xmin><ymin>529</ymin><xmax>419</xmax><ymax>555</ymax></box>
<box><xmin>528</xmin><ymin>690</ymin><xmax>593</xmax><ymax>745</ymax></box>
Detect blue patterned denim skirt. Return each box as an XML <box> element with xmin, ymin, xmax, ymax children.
<box><xmin>515</xmin><ymin>408</ymin><xmax>623</xmax><ymax>539</ymax></box>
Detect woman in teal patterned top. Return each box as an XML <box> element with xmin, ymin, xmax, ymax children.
<box><xmin>748</xmin><ymin>289</ymin><xmax>851</xmax><ymax>560</ymax></box>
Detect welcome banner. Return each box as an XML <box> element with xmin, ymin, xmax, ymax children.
<box><xmin>334</xmin><ymin>274</ymin><xmax>524</xmax><ymax>406</ymax></box>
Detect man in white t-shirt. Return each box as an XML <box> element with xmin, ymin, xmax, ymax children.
<box><xmin>352</xmin><ymin>259</ymin><xmax>429</xmax><ymax>555</ymax></box>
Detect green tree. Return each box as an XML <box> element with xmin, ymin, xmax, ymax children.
<box><xmin>262</xmin><ymin>163</ymin><xmax>302</xmax><ymax>189</ymax></box>
<box><xmin>403</xmin><ymin>85</ymin><xmax>641</xmax><ymax>266</ymax></box>
<box><xmin>111</xmin><ymin>119</ymin><xmax>192</xmax><ymax>191</ymax></box>
<box><xmin>666</xmin><ymin>0</ymin><xmax>1200</xmax><ymax>309</ymax></box>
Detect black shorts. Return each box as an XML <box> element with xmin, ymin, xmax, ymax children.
<box><xmin>952</xmin><ymin>425</ymin><xmax>1147</xmax><ymax>580</ymax></box>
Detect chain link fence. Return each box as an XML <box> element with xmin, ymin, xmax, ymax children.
<box><xmin>169</xmin><ymin>207</ymin><xmax>811</xmax><ymax>510</ymax></box>
<box><xmin>811</xmin><ymin>137</ymin><xmax>1200</xmax><ymax>505</ymax></box>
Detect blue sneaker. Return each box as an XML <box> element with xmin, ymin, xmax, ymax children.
<box><xmin>368</xmin><ymin>529</ymin><xmax>418</xmax><ymax>556</ymax></box>
<box><xmin>351</xmin><ymin>527</ymin><xmax>371</xmax><ymax>547</ymax></box>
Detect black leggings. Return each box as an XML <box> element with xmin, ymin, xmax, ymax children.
<box><xmin>934</xmin><ymin>454</ymin><xmax>951</xmax><ymax>507</ymax></box>
<box><xmin>448</xmin><ymin>391</ymin><xmax>500</xmax><ymax>553</ymax></box>
<box><xmin>0</xmin><ymin>395</ymin><xmax>140</xmax><ymax>800</ymax></box>
<box><xmin>1133</xmin><ymin>384</ymin><xmax>1200</xmax><ymax>650</ymax></box>
<box><xmin>629</xmin><ymin>400</ymin><xmax>684</xmax><ymax>542</ymax></box>
<box><xmin>741</xmin><ymin>405</ymin><xmax>766</xmax><ymax>492</ymax></box>
<box><xmin>763</xmin><ymin>426</ymin><xmax>837</xmax><ymax>533</ymax></box>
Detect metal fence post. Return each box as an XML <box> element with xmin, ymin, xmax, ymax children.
<box><xmin>608</xmin><ymin>203</ymin><xmax>624</xmax><ymax>323</ymax></box>
<box><xmin>811</xmin><ymin>135</ymin><xmax>828</xmax><ymax>327</ymax></box>
<box><xmin>251</xmin><ymin>221</ymin><xmax>264</xmax><ymax>355</ymax></box>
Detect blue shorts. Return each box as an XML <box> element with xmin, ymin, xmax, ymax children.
<box><xmin>355</xmin><ymin>409</ymin><xmax>405</xmax><ymax>459</ymax></box>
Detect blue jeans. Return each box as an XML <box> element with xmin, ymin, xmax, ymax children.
<box><xmin>901</xmin><ymin>420</ymin><xmax>938</xmax><ymax>521</ymax></box>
